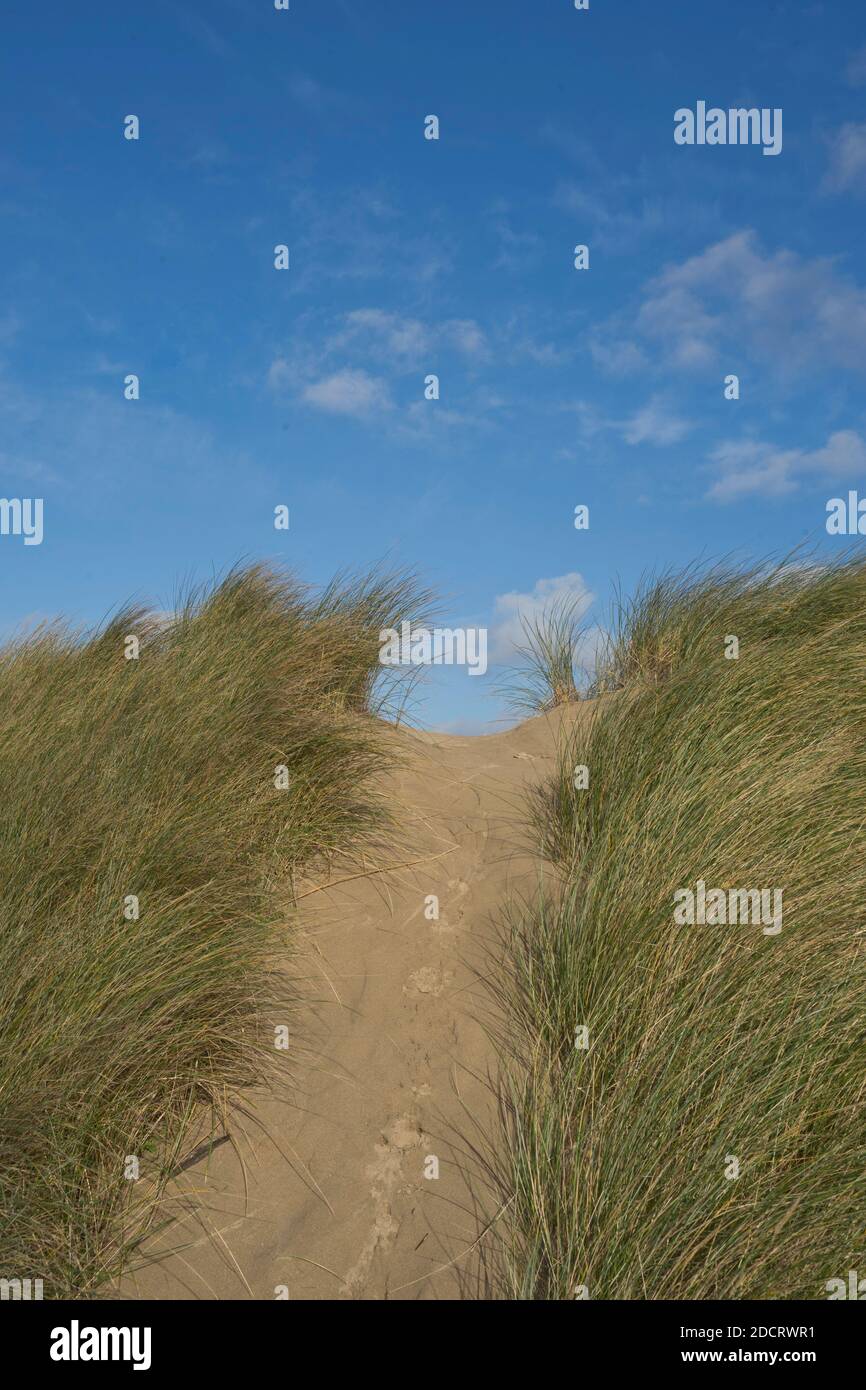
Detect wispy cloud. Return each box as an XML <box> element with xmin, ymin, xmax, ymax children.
<box><xmin>589</xmin><ymin>337</ymin><xmax>649</xmax><ymax>376</ymax></box>
<box><xmin>706</xmin><ymin>429</ymin><xmax>866</xmax><ymax>502</ymax></box>
<box><xmin>300</xmin><ymin>368</ymin><xmax>392</xmax><ymax>419</ymax></box>
<box><xmin>846</xmin><ymin>45</ymin><xmax>866</xmax><ymax>86</ymax></box>
<box><xmin>175</xmin><ymin>9</ymin><xmax>232</xmax><ymax>58</ymax></box>
<box><xmin>823</xmin><ymin>123</ymin><xmax>866</xmax><ymax>194</ymax></box>
<box><xmin>621</xmin><ymin>395</ymin><xmax>693</xmax><ymax>446</ymax></box>
<box><xmin>264</xmin><ymin>308</ymin><xmax>492</xmax><ymax>422</ymax></box>
<box><xmin>567</xmin><ymin>394</ymin><xmax>693</xmax><ymax>447</ymax></box>
<box><xmin>0</xmin><ymin>311</ymin><xmax>21</xmax><ymax>346</ymax></box>
<box><xmin>593</xmin><ymin>231</ymin><xmax>866</xmax><ymax>379</ymax></box>
<box><xmin>286</xmin><ymin>186</ymin><xmax>455</xmax><ymax>290</ymax></box>
<box><xmin>544</xmin><ymin>123</ymin><xmax>719</xmax><ymax>253</ymax></box>
<box><xmin>553</xmin><ymin>180</ymin><xmax>667</xmax><ymax>252</ymax></box>
<box><xmin>267</xmin><ymin>306</ymin><xmax>495</xmax><ymax>431</ymax></box>
<box><xmin>0</xmin><ymin>381</ymin><xmax>249</xmax><ymax>497</ymax></box>
<box><xmin>326</xmin><ymin>308</ymin><xmax>487</xmax><ymax>366</ymax></box>
<box><xmin>490</xmin><ymin>573</ymin><xmax>595</xmax><ymax>664</ymax></box>
<box><xmin>489</xmin><ymin>201</ymin><xmax>545</xmax><ymax>272</ymax></box>
<box><xmin>288</xmin><ymin>71</ymin><xmax>345</xmax><ymax>115</ymax></box>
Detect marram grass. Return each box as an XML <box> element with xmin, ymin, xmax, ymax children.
<box><xmin>0</xmin><ymin>563</ymin><xmax>429</xmax><ymax>1298</ymax></box>
<box><xmin>488</xmin><ymin>555</ymin><xmax>866</xmax><ymax>1300</ymax></box>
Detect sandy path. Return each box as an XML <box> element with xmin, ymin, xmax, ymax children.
<box><xmin>117</xmin><ymin>710</ymin><xmax>572</xmax><ymax>1301</ymax></box>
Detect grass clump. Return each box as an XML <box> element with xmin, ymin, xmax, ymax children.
<box><xmin>489</xmin><ymin>554</ymin><xmax>866</xmax><ymax>1299</ymax></box>
<box><xmin>495</xmin><ymin>596</ymin><xmax>590</xmax><ymax>716</ymax></box>
<box><xmin>0</xmin><ymin>562</ymin><xmax>428</xmax><ymax>1298</ymax></box>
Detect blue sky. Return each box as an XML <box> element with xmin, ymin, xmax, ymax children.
<box><xmin>2</xmin><ymin>0</ymin><xmax>865</xmax><ymax>730</ymax></box>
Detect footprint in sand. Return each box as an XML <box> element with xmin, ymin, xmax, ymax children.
<box><xmin>341</xmin><ymin>1113</ymin><xmax>428</xmax><ymax>1298</ymax></box>
<box><xmin>403</xmin><ymin>965</ymin><xmax>453</xmax><ymax>997</ymax></box>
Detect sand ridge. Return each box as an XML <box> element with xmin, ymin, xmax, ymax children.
<box><xmin>116</xmin><ymin>707</ymin><xmax>583</xmax><ymax>1301</ymax></box>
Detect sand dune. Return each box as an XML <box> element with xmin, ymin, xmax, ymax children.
<box><xmin>115</xmin><ymin>707</ymin><xmax>585</xmax><ymax>1301</ymax></box>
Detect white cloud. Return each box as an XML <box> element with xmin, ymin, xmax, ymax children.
<box><xmin>566</xmin><ymin>394</ymin><xmax>692</xmax><ymax>447</ymax></box>
<box><xmin>707</xmin><ymin>429</ymin><xmax>866</xmax><ymax>502</ymax></box>
<box><xmin>267</xmin><ymin>307</ymin><xmax>491</xmax><ymax>427</ymax></box>
<box><xmin>394</xmin><ymin>399</ymin><xmax>475</xmax><ymax>440</ymax></box>
<box><xmin>301</xmin><ymin>369</ymin><xmax>392</xmax><ymax>418</ymax></box>
<box><xmin>706</xmin><ymin>440</ymin><xmax>798</xmax><ymax>501</ymax></box>
<box><xmin>336</xmin><ymin>308</ymin><xmax>430</xmax><ymax>362</ymax></box>
<box><xmin>490</xmin><ymin>573</ymin><xmax>595</xmax><ymax>664</ymax></box>
<box><xmin>589</xmin><ymin>336</ymin><xmax>649</xmax><ymax>376</ymax></box>
<box><xmin>447</xmin><ymin>318</ymin><xmax>488</xmax><ymax>357</ymax></box>
<box><xmin>823</xmin><ymin>123</ymin><xmax>866</xmax><ymax>194</ymax></box>
<box><xmin>268</xmin><ymin>311</ymin><xmax>500</xmax><ymax>435</ymax></box>
<box><xmin>594</xmin><ymin>231</ymin><xmax>866</xmax><ymax>378</ymax></box>
<box><xmin>338</xmin><ymin>308</ymin><xmax>487</xmax><ymax>363</ymax></box>
<box><xmin>621</xmin><ymin>395</ymin><xmax>693</xmax><ymax>446</ymax></box>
